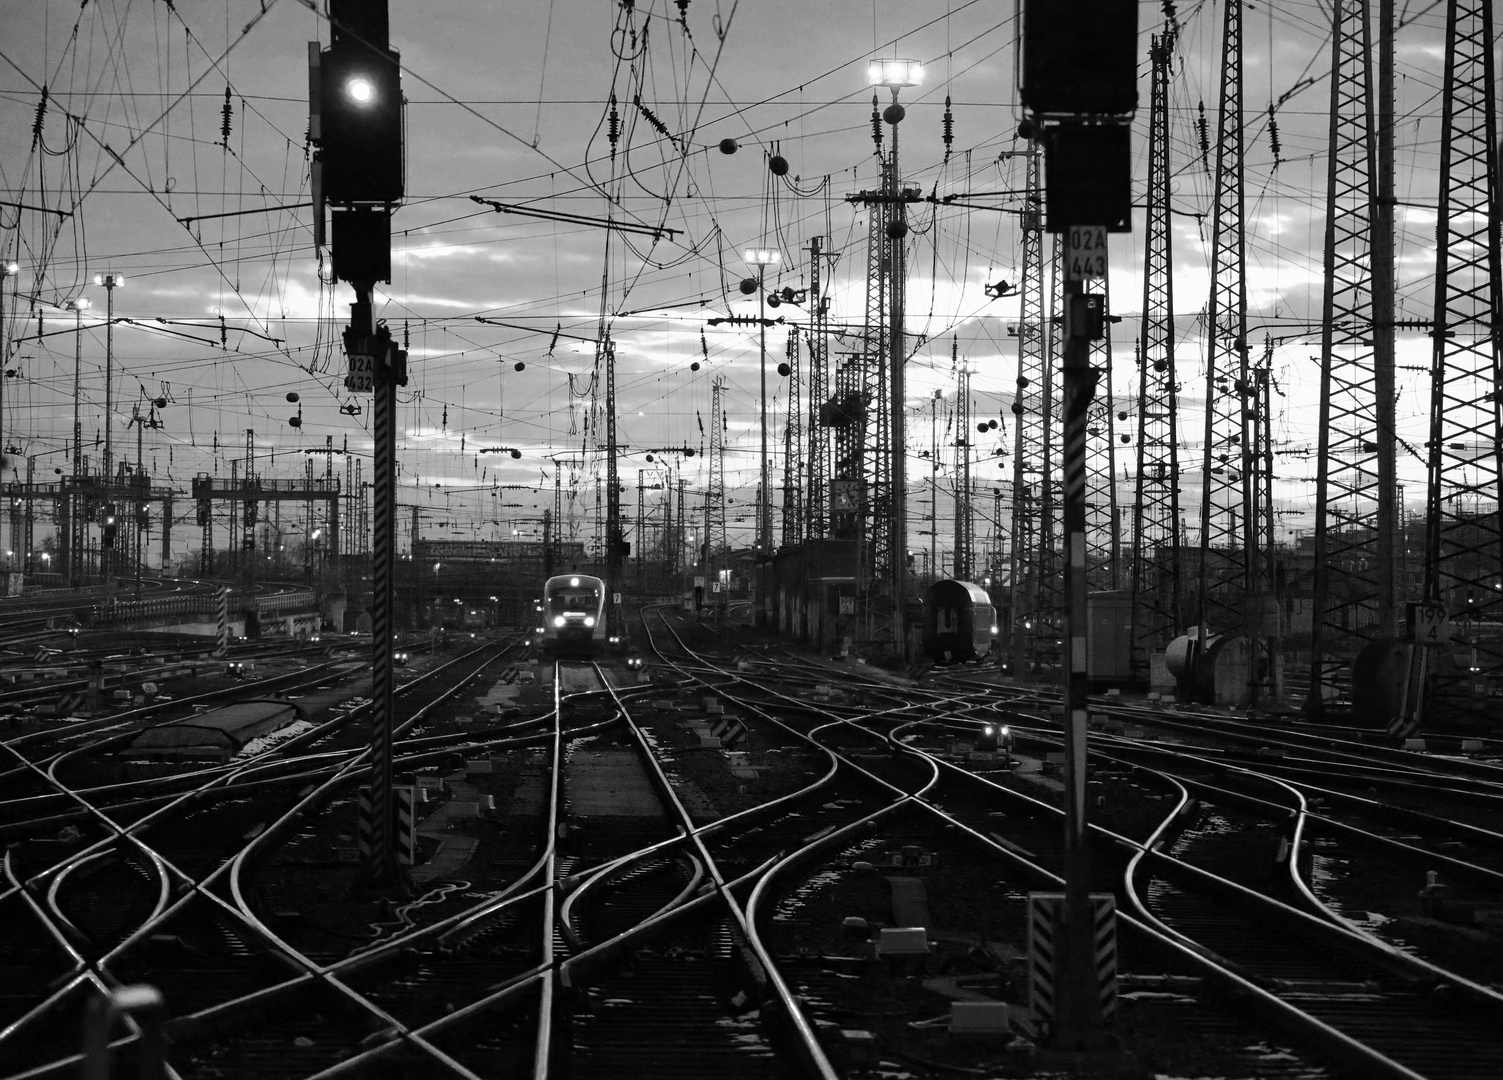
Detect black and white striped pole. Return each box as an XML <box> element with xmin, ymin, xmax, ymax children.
<box><xmin>1053</xmin><ymin>264</ymin><xmax>1111</xmax><ymax>1048</ymax></box>
<box><xmin>357</xmin><ymin>293</ymin><xmax>406</xmax><ymax>888</ymax></box>
<box><xmin>310</xmin><ymin>0</ymin><xmax>405</xmax><ymax>888</ymax></box>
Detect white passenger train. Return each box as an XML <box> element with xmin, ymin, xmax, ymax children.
<box><xmin>537</xmin><ymin>574</ymin><xmax>609</xmax><ymax>657</ymax></box>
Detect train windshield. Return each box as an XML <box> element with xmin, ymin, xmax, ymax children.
<box><xmin>548</xmin><ymin>584</ymin><xmax>600</xmax><ymax>611</ymax></box>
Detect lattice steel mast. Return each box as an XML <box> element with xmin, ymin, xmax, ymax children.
<box><xmin>704</xmin><ymin>376</ymin><xmax>728</xmax><ymax>615</ymax></box>
<box><xmin>804</xmin><ymin>236</ymin><xmax>831</xmax><ymax>542</ymax></box>
<box><xmin>1196</xmin><ymin>0</ymin><xmax>1269</xmax><ymax>700</ymax></box>
<box><xmin>1084</xmin><ymin>274</ymin><xmax>1118</xmax><ymax>590</ymax></box>
<box><xmin>1309</xmin><ymin>0</ymin><xmax>1386</xmax><ymax>712</ymax></box>
<box><xmin>1009</xmin><ymin>147</ymin><xmax>1049</xmax><ymax>673</ymax></box>
<box><xmin>781</xmin><ymin>327</ymin><xmax>802</xmax><ymax>546</ymax></box>
<box><xmin>1130</xmin><ymin>34</ymin><xmax>1182</xmax><ymax>682</ymax></box>
<box><xmin>861</xmin><ymin>163</ymin><xmax>892</xmax><ymax>606</ymax></box>
<box><xmin>1423</xmin><ymin>0</ymin><xmax>1503</xmax><ymax>713</ymax></box>
<box><xmin>954</xmin><ymin>354</ymin><xmax>973</xmax><ymax>580</ymax></box>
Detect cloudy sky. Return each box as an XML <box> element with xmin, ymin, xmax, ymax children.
<box><xmin>0</xmin><ymin>0</ymin><xmax>1465</xmax><ymax>564</ymax></box>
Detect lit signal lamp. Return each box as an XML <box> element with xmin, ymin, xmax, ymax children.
<box><xmin>309</xmin><ymin>21</ymin><xmax>404</xmax><ymax>284</ymax></box>
<box><xmin>315</xmin><ymin>44</ymin><xmax>403</xmax><ymax>206</ymax></box>
<box><xmin>102</xmin><ymin>505</ymin><xmax>118</xmax><ymax>549</ymax></box>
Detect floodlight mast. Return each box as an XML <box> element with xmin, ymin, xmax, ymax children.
<box><xmin>869</xmin><ymin>60</ymin><xmax>919</xmax><ymax>658</ymax></box>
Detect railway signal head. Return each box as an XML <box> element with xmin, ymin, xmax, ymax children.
<box><xmin>1021</xmin><ymin>0</ymin><xmax>1139</xmax><ymax>117</ymax></box>
<box><xmin>315</xmin><ymin>42</ymin><xmax>404</xmax><ymax>205</ymax></box>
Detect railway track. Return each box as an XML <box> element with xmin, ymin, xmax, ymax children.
<box><xmin>3</xmin><ymin>608</ymin><xmax>1501</xmax><ymax>1078</ymax></box>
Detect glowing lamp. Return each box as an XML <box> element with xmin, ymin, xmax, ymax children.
<box><xmin>346</xmin><ymin>75</ymin><xmax>376</xmax><ymax>104</ymax></box>
<box><xmin>868</xmin><ymin>58</ymin><xmax>922</xmax><ymax>88</ymax></box>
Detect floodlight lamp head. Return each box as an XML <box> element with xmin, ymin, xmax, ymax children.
<box><xmin>869</xmin><ymin>58</ymin><xmax>921</xmax><ymax>88</ymax></box>
<box><xmin>743</xmin><ymin>248</ymin><xmax>780</xmax><ymax>267</ymax></box>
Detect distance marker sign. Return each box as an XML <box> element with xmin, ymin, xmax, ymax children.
<box><xmin>1066</xmin><ymin>225</ymin><xmax>1107</xmax><ymax>281</ymax></box>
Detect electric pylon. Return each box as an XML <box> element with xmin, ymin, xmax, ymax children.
<box><xmin>705</xmin><ymin>376</ymin><xmax>728</xmax><ymax>615</ymax></box>
<box><xmin>1131</xmin><ymin>32</ymin><xmax>1182</xmax><ymax>682</ymax></box>
<box><xmin>1084</xmin><ymin>273</ymin><xmax>1119</xmax><ymax>590</ymax></box>
<box><xmin>955</xmin><ymin>356</ymin><xmax>973</xmax><ymax>580</ymax></box>
<box><xmin>1422</xmin><ymin>0</ymin><xmax>1502</xmax><ymax>715</ymax></box>
<box><xmin>861</xmin><ymin>167</ymin><xmax>893</xmax><ymax>601</ymax></box>
<box><xmin>781</xmin><ymin>327</ymin><xmax>802</xmax><ymax>546</ymax></box>
<box><xmin>1196</xmin><ymin>0</ymin><xmax>1274</xmax><ymax>703</ymax></box>
<box><xmin>1009</xmin><ymin>147</ymin><xmax>1052</xmax><ymax>673</ymax></box>
<box><xmin>804</xmin><ymin>237</ymin><xmax>832</xmax><ymax>542</ymax></box>
<box><xmin>1309</xmin><ymin>0</ymin><xmax>1386</xmax><ymax>713</ymax></box>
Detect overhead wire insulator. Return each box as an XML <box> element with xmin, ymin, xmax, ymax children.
<box><xmin>1267</xmin><ymin>114</ymin><xmax>1282</xmax><ymax>169</ymax></box>
<box><xmin>1196</xmin><ymin>100</ymin><xmax>1210</xmax><ymax>172</ymax></box>
<box><xmin>634</xmin><ymin>94</ymin><xmax>676</xmax><ymax>148</ymax></box>
<box><xmin>871</xmin><ymin>93</ymin><xmax>883</xmax><ymax>153</ymax></box>
<box><xmin>30</xmin><ymin>85</ymin><xmax>48</xmax><ymax>151</ymax></box>
<box><xmin>220</xmin><ymin>86</ymin><xmax>233</xmax><ymax>147</ymax></box>
<box><xmin>675</xmin><ymin>0</ymin><xmax>689</xmax><ymax>25</ymax></box>
<box><xmin>942</xmin><ymin>95</ymin><xmax>954</xmax><ymax>161</ymax></box>
<box><xmin>608</xmin><ymin>92</ymin><xmax>620</xmax><ymax>159</ymax></box>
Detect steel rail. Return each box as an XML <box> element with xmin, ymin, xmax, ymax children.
<box><xmin>6</xmin><ymin>644</ymin><xmax>518</xmax><ymax>1079</ymax></box>
<box><xmin>652</xmin><ymin>611</ymin><xmax>1455</xmax><ymax>1080</ymax></box>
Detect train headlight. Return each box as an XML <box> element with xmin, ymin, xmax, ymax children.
<box><xmin>553</xmin><ymin>616</ymin><xmax>565</xmax><ymax>628</ymax></box>
<box><xmin>584</xmin><ymin>616</ymin><xmax>596</xmax><ymax>628</ymax></box>
<box><xmin>990</xmin><ymin>625</ymin><xmax>999</xmax><ymax>635</ymax></box>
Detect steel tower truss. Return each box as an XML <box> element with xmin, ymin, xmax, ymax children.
<box><xmin>781</xmin><ymin>327</ymin><xmax>802</xmax><ymax>546</ymax></box>
<box><xmin>603</xmin><ymin>335</ymin><xmax>623</xmax><ymax>593</ymax></box>
<box><xmin>1085</xmin><ymin>277</ymin><xmax>1118</xmax><ymax>591</ymax></box>
<box><xmin>954</xmin><ymin>359</ymin><xmax>973</xmax><ymax>580</ymax></box>
<box><xmin>1309</xmin><ymin>0</ymin><xmax>1383</xmax><ymax>709</ymax></box>
<box><xmin>863</xmin><ymin>167</ymin><xmax>894</xmax><ymax>595</ymax></box>
<box><xmin>1131</xmin><ymin>32</ymin><xmax>1182</xmax><ymax>675</ymax></box>
<box><xmin>830</xmin><ymin>354</ymin><xmax>868</xmax><ymax>569</ymax></box>
<box><xmin>1424</xmin><ymin>0</ymin><xmax>1503</xmax><ymax>707</ymax></box>
<box><xmin>1009</xmin><ymin>148</ymin><xmax>1056</xmax><ymax>671</ymax></box>
<box><xmin>705</xmin><ymin>376</ymin><xmax>728</xmax><ymax>599</ymax></box>
<box><xmin>1197</xmin><ymin>0</ymin><xmax>1265</xmax><ymax>669</ymax></box>
<box><xmin>804</xmin><ymin>236</ymin><xmax>831</xmax><ymax>541</ymax></box>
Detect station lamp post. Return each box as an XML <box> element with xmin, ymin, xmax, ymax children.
<box><xmin>869</xmin><ymin>58</ymin><xmax>920</xmax><ymax>656</ymax></box>
<box><xmin>744</xmin><ymin>246</ymin><xmax>780</xmax><ymax>630</ymax></box>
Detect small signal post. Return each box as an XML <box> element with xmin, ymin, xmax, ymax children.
<box><xmin>309</xmin><ymin>0</ymin><xmax>407</xmax><ymax>888</ymax></box>
<box><xmin>1020</xmin><ymin>0</ymin><xmax>1137</xmax><ymax>1057</ymax></box>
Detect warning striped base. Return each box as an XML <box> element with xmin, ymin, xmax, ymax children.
<box><xmin>1028</xmin><ymin>892</ymin><xmax>1117</xmax><ymax>1025</ymax></box>
<box><xmin>1094</xmin><ymin>892</ymin><xmax>1117</xmax><ymax>1021</ymax></box>
<box><xmin>359</xmin><ymin>785</ymin><xmax>417</xmax><ymax>867</ymax></box>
